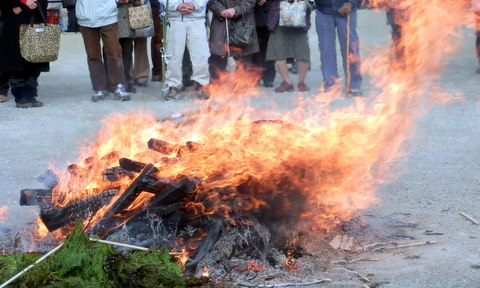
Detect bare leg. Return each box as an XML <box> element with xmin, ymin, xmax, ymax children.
<box><xmin>297</xmin><ymin>60</ymin><xmax>309</xmax><ymax>84</ymax></box>
<box><xmin>276</xmin><ymin>60</ymin><xmax>292</xmax><ymax>85</ymax></box>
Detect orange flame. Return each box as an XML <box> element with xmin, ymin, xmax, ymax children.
<box><xmin>0</xmin><ymin>206</ymin><xmax>8</xmax><ymax>224</ymax></box>
<box><xmin>202</xmin><ymin>266</ymin><xmax>210</xmax><ymax>278</ymax></box>
<box><xmin>38</xmin><ymin>0</ymin><xmax>472</xmax><ymax>259</ymax></box>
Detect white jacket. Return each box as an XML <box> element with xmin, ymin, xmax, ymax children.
<box><xmin>76</xmin><ymin>0</ymin><xmax>118</xmax><ymax>28</ymax></box>
<box><xmin>161</xmin><ymin>0</ymin><xmax>207</xmax><ymax>21</ymax></box>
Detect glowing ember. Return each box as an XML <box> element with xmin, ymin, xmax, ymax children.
<box><xmin>202</xmin><ymin>266</ymin><xmax>210</xmax><ymax>278</ymax></box>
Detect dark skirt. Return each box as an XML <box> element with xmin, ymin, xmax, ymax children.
<box><xmin>266</xmin><ymin>26</ymin><xmax>310</xmax><ymax>62</ymax></box>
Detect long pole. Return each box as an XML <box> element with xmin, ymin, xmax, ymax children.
<box><xmin>0</xmin><ymin>243</ymin><xmax>64</xmax><ymax>288</ymax></box>
<box><xmin>345</xmin><ymin>13</ymin><xmax>351</xmax><ymax>95</ymax></box>
<box><xmin>161</xmin><ymin>0</ymin><xmax>169</xmax><ymax>98</ymax></box>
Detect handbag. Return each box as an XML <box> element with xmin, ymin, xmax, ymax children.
<box><xmin>19</xmin><ymin>1</ymin><xmax>61</xmax><ymax>63</ymax></box>
<box><xmin>279</xmin><ymin>0</ymin><xmax>308</xmax><ymax>28</ymax></box>
<box><xmin>228</xmin><ymin>18</ymin><xmax>254</xmax><ymax>47</ymax></box>
<box><xmin>128</xmin><ymin>2</ymin><xmax>152</xmax><ymax>30</ymax></box>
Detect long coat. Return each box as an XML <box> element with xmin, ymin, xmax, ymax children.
<box><xmin>208</xmin><ymin>0</ymin><xmax>259</xmax><ymax>57</ymax></box>
<box><xmin>0</xmin><ymin>0</ymin><xmax>50</xmax><ymax>73</ymax></box>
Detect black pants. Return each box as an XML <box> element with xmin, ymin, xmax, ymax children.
<box><xmin>66</xmin><ymin>6</ymin><xmax>79</xmax><ymax>32</ymax></box>
<box><xmin>9</xmin><ymin>71</ymin><xmax>40</xmax><ymax>104</ymax></box>
<box><xmin>252</xmin><ymin>26</ymin><xmax>275</xmax><ymax>84</ymax></box>
<box><xmin>0</xmin><ymin>72</ymin><xmax>9</xmax><ymax>96</ymax></box>
<box><xmin>209</xmin><ymin>54</ymin><xmax>254</xmax><ymax>80</ymax></box>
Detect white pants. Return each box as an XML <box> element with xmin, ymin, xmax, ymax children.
<box><xmin>165</xmin><ymin>19</ymin><xmax>210</xmax><ymax>88</ymax></box>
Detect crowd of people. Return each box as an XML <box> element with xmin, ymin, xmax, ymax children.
<box><xmin>0</xmin><ymin>0</ymin><xmax>479</xmax><ymax>108</ymax></box>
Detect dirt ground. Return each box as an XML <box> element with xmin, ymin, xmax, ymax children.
<box><xmin>0</xmin><ymin>8</ymin><xmax>479</xmax><ymax>288</ymax></box>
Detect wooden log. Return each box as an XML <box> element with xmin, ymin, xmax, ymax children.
<box><xmin>19</xmin><ymin>189</ymin><xmax>52</xmax><ymax>208</ymax></box>
<box><xmin>103</xmin><ymin>166</ymin><xmax>135</xmax><ymax>182</ymax></box>
<box><xmin>39</xmin><ymin>188</ymin><xmax>119</xmax><ymax>231</ymax></box>
<box><xmin>119</xmin><ymin>157</ymin><xmax>147</xmax><ymax>173</ymax></box>
<box><xmin>148</xmin><ymin>138</ymin><xmax>178</xmax><ymax>154</ymax></box>
<box><xmin>37</xmin><ymin>169</ymin><xmax>59</xmax><ymax>190</ymax></box>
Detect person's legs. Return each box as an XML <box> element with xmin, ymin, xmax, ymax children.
<box><xmin>9</xmin><ymin>71</ymin><xmax>42</xmax><ymax>108</ymax></box>
<box><xmin>336</xmin><ymin>11</ymin><xmax>362</xmax><ymax>92</ymax></box>
<box><xmin>150</xmin><ymin>5</ymin><xmax>164</xmax><ymax>81</ymax></box>
<box><xmin>66</xmin><ymin>7</ymin><xmax>77</xmax><ymax>32</ymax></box>
<box><xmin>296</xmin><ymin>60</ymin><xmax>309</xmax><ymax>91</ymax></box>
<box><xmin>165</xmin><ymin>21</ymin><xmax>187</xmax><ymax>89</ymax></box>
<box><xmin>186</xmin><ymin>19</ymin><xmax>210</xmax><ymax>86</ymax></box>
<box><xmin>0</xmin><ymin>72</ymin><xmax>9</xmax><ymax>101</ymax></box>
<box><xmin>119</xmin><ymin>37</ymin><xmax>135</xmax><ymax>92</ymax></box>
<box><xmin>274</xmin><ymin>60</ymin><xmax>293</xmax><ymax>93</ymax></box>
<box><xmin>100</xmin><ymin>23</ymin><xmax>126</xmax><ymax>89</ymax></box>
<box><xmin>315</xmin><ymin>11</ymin><xmax>338</xmax><ymax>91</ymax></box>
<box><xmin>80</xmin><ymin>26</ymin><xmax>108</xmax><ymax>91</ymax></box>
<box><xmin>476</xmin><ymin>12</ymin><xmax>480</xmax><ymax>73</ymax></box>
<box><xmin>252</xmin><ymin>26</ymin><xmax>275</xmax><ymax>86</ymax></box>
<box><xmin>208</xmin><ymin>54</ymin><xmax>228</xmax><ymax>80</ymax></box>
<box><xmin>133</xmin><ymin>37</ymin><xmax>150</xmax><ymax>85</ymax></box>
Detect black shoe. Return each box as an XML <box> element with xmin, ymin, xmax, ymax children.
<box><xmin>164</xmin><ymin>86</ymin><xmax>180</xmax><ymax>101</ymax></box>
<box><xmin>29</xmin><ymin>99</ymin><xmax>44</xmax><ymax>107</ymax></box>
<box><xmin>16</xmin><ymin>102</ymin><xmax>32</xmax><ymax>108</ymax></box>
<box><xmin>263</xmin><ymin>81</ymin><xmax>274</xmax><ymax>88</ymax></box>
<box><xmin>126</xmin><ymin>84</ymin><xmax>137</xmax><ymax>93</ymax></box>
<box><xmin>193</xmin><ymin>81</ymin><xmax>209</xmax><ymax>100</ymax></box>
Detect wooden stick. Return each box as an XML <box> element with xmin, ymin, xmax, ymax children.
<box><xmin>373</xmin><ymin>240</ymin><xmax>436</xmax><ymax>251</ymax></box>
<box><xmin>237</xmin><ymin>278</ymin><xmax>332</xmax><ymax>287</ymax></box>
<box><xmin>460</xmin><ymin>212</ymin><xmax>480</xmax><ymax>225</ymax></box>
<box><xmin>0</xmin><ymin>243</ymin><xmax>64</xmax><ymax>288</ymax></box>
<box><xmin>89</xmin><ymin>238</ymin><xmax>149</xmax><ymax>251</ymax></box>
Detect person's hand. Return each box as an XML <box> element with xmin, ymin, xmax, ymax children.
<box><xmin>220</xmin><ymin>7</ymin><xmax>236</xmax><ymax>18</ymax></box>
<box><xmin>338</xmin><ymin>2</ymin><xmax>353</xmax><ymax>16</ymax></box>
<box><xmin>257</xmin><ymin>0</ymin><xmax>266</xmax><ymax>6</ymax></box>
<box><xmin>25</xmin><ymin>0</ymin><xmax>37</xmax><ymax>10</ymax></box>
<box><xmin>118</xmin><ymin>0</ymin><xmax>129</xmax><ymax>3</ymax></box>
<box><xmin>13</xmin><ymin>7</ymin><xmax>22</xmax><ymax>14</ymax></box>
<box><xmin>184</xmin><ymin>2</ymin><xmax>195</xmax><ymax>13</ymax></box>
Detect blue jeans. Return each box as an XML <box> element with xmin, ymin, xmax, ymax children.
<box><xmin>315</xmin><ymin>10</ymin><xmax>362</xmax><ymax>91</ymax></box>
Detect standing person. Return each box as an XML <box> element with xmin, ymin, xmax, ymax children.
<box><xmin>116</xmin><ymin>0</ymin><xmax>152</xmax><ymax>91</ymax></box>
<box><xmin>0</xmin><ymin>0</ymin><xmax>49</xmax><ymax>108</ymax></box>
<box><xmin>0</xmin><ymin>8</ymin><xmax>10</xmax><ymax>103</ymax></box>
<box><xmin>314</xmin><ymin>0</ymin><xmax>362</xmax><ymax>96</ymax></box>
<box><xmin>76</xmin><ymin>0</ymin><xmax>130</xmax><ymax>102</ymax></box>
<box><xmin>384</xmin><ymin>0</ymin><xmax>409</xmax><ymax>69</ymax></box>
<box><xmin>162</xmin><ymin>0</ymin><xmax>210</xmax><ymax>100</ymax></box>
<box><xmin>265</xmin><ymin>0</ymin><xmax>312</xmax><ymax>92</ymax></box>
<box><xmin>252</xmin><ymin>0</ymin><xmax>275</xmax><ymax>88</ymax></box>
<box><xmin>150</xmin><ymin>0</ymin><xmax>164</xmax><ymax>82</ymax></box>
<box><xmin>208</xmin><ymin>0</ymin><xmax>259</xmax><ymax>80</ymax></box>
<box><xmin>62</xmin><ymin>0</ymin><xmax>78</xmax><ymax>32</ymax></box>
<box><xmin>474</xmin><ymin>0</ymin><xmax>480</xmax><ymax>73</ymax></box>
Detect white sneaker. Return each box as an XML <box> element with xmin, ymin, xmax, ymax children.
<box><xmin>113</xmin><ymin>83</ymin><xmax>131</xmax><ymax>101</ymax></box>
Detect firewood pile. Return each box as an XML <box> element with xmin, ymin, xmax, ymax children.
<box><xmin>19</xmin><ymin>120</ymin><xmax>324</xmax><ymax>270</ymax></box>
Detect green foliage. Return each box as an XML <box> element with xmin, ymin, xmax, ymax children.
<box><xmin>0</xmin><ymin>252</ymin><xmax>42</xmax><ymax>282</ymax></box>
<box><xmin>0</xmin><ymin>222</ymin><xmax>210</xmax><ymax>288</ymax></box>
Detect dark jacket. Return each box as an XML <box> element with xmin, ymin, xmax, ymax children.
<box><xmin>208</xmin><ymin>0</ymin><xmax>260</xmax><ymax>56</ymax></box>
<box><xmin>314</xmin><ymin>0</ymin><xmax>359</xmax><ymax>15</ymax></box>
<box><xmin>0</xmin><ymin>0</ymin><xmax>50</xmax><ymax>73</ymax></box>
<box><xmin>254</xmin><ymin>0</ymin><xmax>271</xmax><ymax>27</ymax></box>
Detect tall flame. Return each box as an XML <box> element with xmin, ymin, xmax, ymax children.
<box><xmin>42</xmin><ymin>0</ymin><xmax>473</xmax><ymax>243</ymax></box>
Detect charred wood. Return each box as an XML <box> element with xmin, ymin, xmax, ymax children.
<box><xmin>39</xmin><ymin>188</ymin><xmax>120</xmax><ymax>231</ymax></box>
<box><xmin>148</xmin><ymin>138</ymin><xmax>177</xmax><ymax>154</ymax></box>
<box><xmin>103</xmin><ymin>166</ymin><xmax>135</xmax><ymax>182</ymax></box>
<box><xmin>119</xmin><ymin>158</ymin><xmax>147</xmax><ymax>173</ymax></box>
<box><xmin>20</xmin><ymin>189</ymin><xmax>52</xmax><ymax>208</ymax></box>
<box><xmin>37</xmin><ymin>169</ymin><xmax>59</xmax><ymax>190</ymax></box>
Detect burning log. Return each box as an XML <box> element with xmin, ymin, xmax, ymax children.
<box><xmin>39</xmin><ymin>189</ymin><xmax>120</xmax><ymax>231</ymax></box>
<box><xmin>148</xmin><ymin>138</ymin><xmax>178</xmax><ymax>154</ymax></box>
<box><xmin>19</xmin><ymin>189</ymin><xmax>52</xmax><ymax>208</ymax></box>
